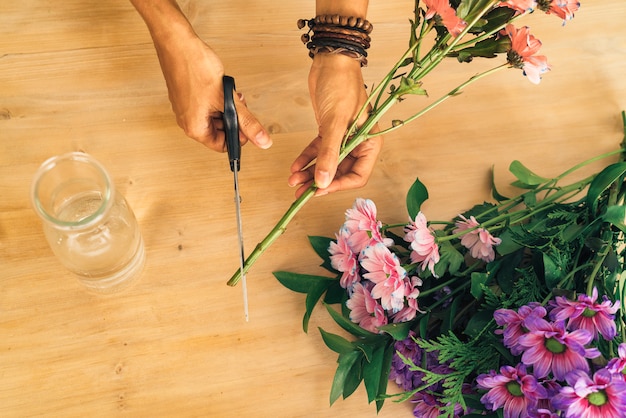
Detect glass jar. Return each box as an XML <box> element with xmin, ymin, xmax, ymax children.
<box><xmin>30</xmin><ymin>152</ymin><xmax>145</xmax><ymax>293</ymax></box>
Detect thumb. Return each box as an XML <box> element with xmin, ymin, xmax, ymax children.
<box><xmin>234</xmin><ymin>96</ymin><xmax>272</xmax><ymax>149</ymax></box>
<box><xmin>315</xmin><ymin>122</ymin><xmax>345</xmax><ymax>189</ymax></box>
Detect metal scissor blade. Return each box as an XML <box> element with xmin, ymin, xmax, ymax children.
<box><xmin>232</xmin><ymin>160</ymin><xmax>248</xmax><ymax>321</ymax></box>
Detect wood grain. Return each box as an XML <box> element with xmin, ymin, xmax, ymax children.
<box><xmin>1</xmin><ymin>1</ymin><xmax>625</xmax><ymax>416</ymax></box>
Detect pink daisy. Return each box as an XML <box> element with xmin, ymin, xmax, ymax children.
<box><xmin>346</xmin><ymin>282</ymin><xmax>388</xmax><ymax>333</ymax></box>
<box><xmin>494</xmin><ymin>303</ymin><xmax>547</xmax><ymax>355</ymax></box>
<box><xmin>477</xmin><ymin>363</ymin><xmax>548</xmax><ymax>417</ymax></box>
<box><xmin>328</xmin><ymin>229</ymin><xmax>360</xmax><ymax>289</ymax></box>
<box><xmin>453</xmin><ymin>214</ymin><xmax>502</xmax><ymax>262</ymax></box>
<box><xmin>550</xmin><ymin>287</ymin><xmax>620</xmax><ymax>341</ymax></box>
<box><xmin>423</xmin><ymin>0</ymin><xmax>468</xmax><ymax>37</ymax></box>
<box><xmin>552</xmin><ymin>369</ymin><xmax>626</xmax><ymax>418</ymax></box>
<box><xmin>502</xmin><ymin>24</ymin><xmax>550</xmax><ymax>84</ymax></box>
<box><xmin>390</xmin><ymin>276</ymin><xmax>424</xmax><ymax>323</ymax></box>
<box><xmin>498</xmin><ymin>0</ymin><xmax>537</xmax><ymax>13</ymax></box>
<box><xmin>404</xmin><ymin>212</ymin><xmax>440</xmax><ymax>277</ymax></box>
<box><xmin>343</xmin><ymin>198</ymin><xmax>392</xmax><ymax>254</ymax></box>
<box><xmin>517</xmin><ymin>317</ymin><xmax>600</xmax><ymax>380</ymax></box>
<box><xmin>360</xmin><ymin>243</ymin><xmax>407</xmax><ymax>312</ymax></box>
<box><xmin>538</xmin><ymin>0</ymin><xmax>580</xmax><ymax>22</ymax></box>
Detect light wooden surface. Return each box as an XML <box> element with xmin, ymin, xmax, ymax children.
<box><xmin>2</xmin><ymin>1</ymin><xmax>626</xmax><ymax>416</ymax></box>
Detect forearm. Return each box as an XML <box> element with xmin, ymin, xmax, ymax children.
<box><xmin>315</xmin><ymin>0</ymin><xmax>369</xmax><ymax>18</ymax></box>
<box><xmin>129</xmin><ymin>0</ymin><xmax>196</xmax><ymax>45</ymax></box>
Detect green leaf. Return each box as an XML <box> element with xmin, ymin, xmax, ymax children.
<box><xmin>509</xmin><ymin>160</ymin><xmax>550</xmax><ymax>186</ymax></box>
<box><xmin>342</xmin><ymin>357</ymin><xmax>364</xmax><ymax>399</ymax></box>
<box><xmin>319</xmin><ymin>328</ymin><xmax>355</xmax><ymax>354</ymax></box>
<box><xmin>304</xmin><ymin>280</ymin><xmax>334</xmax><ymax>333</ymax></box>
<box><xmin>323</xmin><ymin>281</ymin><xmax>346</xmax><ymax>305</ymax></box>
<box><xmin>308</xmin><ymin>236</ymin><xmax>336</xmax><ymax>271</ymax></box>
<box><xmin>330</xmin><ymin>351</ymin><xmax>362</xmax><ymax>405</ymax></box>
<box><xmin>406</xmin><ymin>177</ymin><xmax>429</xmax><ymax>219</ymax></box>
<box><xmin>363</xmin><ymin>344</ymin><xmax>386</xmax><ymax>403</ymax></box>
<box><xmin>273</xmin><ymin>271</ymin><xmax>336</xmax><ymax>294</ymax></box>
<box><xmin>464</xmin><ymin>309</ymin><xmax>495</xmax><ymax>338</ymax></box>
<box><xmin>603</xmin><ymin>205</ymin><xmax>626</xmax><ymax>233</ymax></box>
<box><xmin>396</xmin><ymin>76</ymin><xmax>427</xmax><ymax>96</ymax></box>
<box><xmin>542</xmin><ymin>251</ymin><xmax>565</xmax><ymax>289</ymax></box>
<box><xmin>434</xmin><ymin>239</ymin><xmax>464</xmax><ymax>277</ymax></box>
<box><xmin>491</xmin><ymin>166</ymin><xmax>510</xmax><ymax>202</ymax></box>
<box><xmin>586</xmin><ymin>162</ymin><xmax>626</xmax><ymax>213</ymax></box>
<box><xmin>324</xmin><ymin>303</ymin><xmax>378</xmax><ymax>338</ymax></box>
<box><xmin>378</xmin><ymin>321</ymin><xmax>413</xmax><ymax>341</ymax></box>
<box><xmin>470</xmin><ymin>272</ymin><xmax>489</xmax><ymax>299</ymax></box>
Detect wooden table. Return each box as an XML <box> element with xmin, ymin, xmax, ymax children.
<box><xmin>2</xmin><ymin>1</ymin><xmax>625</xmax><ymax>416</ymax></box>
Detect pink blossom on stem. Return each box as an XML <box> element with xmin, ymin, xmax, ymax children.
<box><xmin>453</xmin><ymin>214</ymin><xmax>502</xmax><ymax>262</ymax></box>
<box><xmin>550</xmin><ymin>287</ymin><xmax>620</xmax><ymax>341</ymax></box>
<box><xmin>404</xmin><ymin>212</ymin><xmax>440</xmax><ymax>277</ymax></box>
<box><xmin>391</xmin><ymin>276</ymin><xmax>424</xmax><ymax>323</ymax></box>
<box><xmin>360</xmin><ymin>243</ymin><xmax>407</xmax><ymax>312</ymax></box>
<box><xmin>329</xmin><ymin>228</ymin><xmax>361</xmax><ymax>289</ymax></box>
<box><xmin>552</xmin><ymin>369</ymin><xmax>626</xmax><ymax>418</ymax></box>
<box><xmin>538</xmin><ymin>0</ymin><xmax>580</xmax><ymax>22</ymax></box>
<box><xmin>517</xmin><ymin>317</ymin><xmax>600</xmax><ymax>380</ymax></box>
<box><xmin>346</xmin><ymin>282</ymin><xmax>388</xmax><ymax>333</ymax></box>
<box><xmin>502</xmin><ymin>24</ymin><xmax>550</xmax><ymax>84</ymax></box>
<box><xmin>498</xmin><ymin>0</ymin><xmax>537</xmax><ymax>13</ymax></box>
<box><xmin>476</xmin><ymin>363</ymin><xmax>548</xmax><ymax>418</ymax></box>
<box><xmin>343</xmin><ymin>198</ymin><xmax>392</xmax><ymax>254</ymax></box>
<box><xmin>423</xmin><ymin>0</ymin><xmax>468</xmax><ymax>37</ymax></box>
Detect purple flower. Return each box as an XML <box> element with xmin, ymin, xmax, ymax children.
<box><xmin>494</xmin><ymin>303</ymin><xmax>547</xmax><ymax>355</ymax></box>
<box><xmin>553</xmin><ymin>369</ymin><xmax>626</xmax><ymax>418</ymax></box>
<box><xmin>517</xmin><ymin>316</ymin><xmax>599</xmax><ymax>380</ymax></box>
<box><xmin>550</xmin><ymin>287</ymin><xmax>620</xmax><ymax>341</ymax></box>
<box><xmin>477</xmin><ymin>363</ymin><xmax>548</xmax><ymax>417</ymax></box>
<box><xmin>606</xmin><ymin>343</ymin><xmax>626</xmax><ymax>379</ymax></box>
<box><xmin>389</xmin><ymin>331</ymin><xmax>423</xmax><ymax>391</ymax></box>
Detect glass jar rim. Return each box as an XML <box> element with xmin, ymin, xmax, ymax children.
<box><xmin>30</xmin><ymin>152</ymin><xmax>115</xmax><ymax>230</ymax></box>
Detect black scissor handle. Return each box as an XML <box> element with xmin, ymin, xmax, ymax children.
<box><xmin>223</xmin><ymin>75</ymin><xmax>240</xmax><ymax>172</ymax></box>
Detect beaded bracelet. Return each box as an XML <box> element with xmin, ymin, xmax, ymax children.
<box><xmin>297</xmin><ymin>14</ymin><xmax>373</xmax><ymax>67</ymax></box>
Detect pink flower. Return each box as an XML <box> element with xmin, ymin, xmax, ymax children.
<box><xmin>404</xmin><ymin>212</ymin><xmax>440</xmax><ymax>277</ymax></box>
<box><xmin>346</xmin><ymin>282</ymin><xmax>388</xmax><ymax>333</ymax></box>
<box><xmin>502</xmin><ymin>24</ymin><xmax>550</xmax><ymax>84</ymax></box>
<box><xmin>477</xmin><ymin>363</ymin><xmax>548</xmax><ymax>417</ymax></box>
<box><xmin>329</xmin><ymin>229</ymin><xmax>360</xmax><ymax>289</ymax></box>
<box><xmin>550</xmin><ymin>287</ymin><xmax>620</xmax><ymax>341</ymax></box>
<box><xmin>360</xmin><ymin>244</ymin><xmax>407</xmax><ymax>312</ymax></box>
<box><xmin>517</xmin><ymin>317</ymin><xmax>600</xmax><ymax>380</ymax></box>
<box><xmin>343</xmin><ymin>198</ymin><xmax>392</xmax><ymax>254</ymax></box>
<box><xmin>498</xmin><ymin>0</ymin><xmax>537</xmax><ymax>13</ymax></box>
<box><xmin>552</xmin><ymin>369</ymin><xmax>626</xmax><ymax>418</ymax></box>
<box><xmin>391</xmin><ymin>276</ymin><xmax>424</xmax><ymax>323</ymax></box>
<box><xmin>494</xmin><ymin>303</ymin><xmax>548</xmax><ymax>355</ymax></box>
<box><xmin>453</xmin><ymin>214</ymin><xmax>502</xmax><ymax>262</ymax></box>
<box><xmin>538</xmin><ymin>0</ymin><xmax>580</xmax><ymax>22</ymax></box>
<box><xmin>423</xmin><ymin>0</ymin><xmax>468</xmax><ymax>37</ymax></box>
<box><xmin>606</xmin><ymin>343</ymin><xmax>626</xmax><ymax>378</ymax></box>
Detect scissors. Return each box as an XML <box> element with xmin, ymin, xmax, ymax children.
<box><xmin>222</xmin><ymin>75</ymin><xmax>248</xmax><ymax>321</ymax></box>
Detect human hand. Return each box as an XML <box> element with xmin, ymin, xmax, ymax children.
<box><xmin>153</xmin><ymin>32</ymin><xmax>272</xmax><ymax>152</ymax></box>
<box><xmin>288</xmin><ymin>53</ymin><xmax>383</xmax><ymax>197</ymax></box>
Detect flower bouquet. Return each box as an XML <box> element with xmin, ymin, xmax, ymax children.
<box><xmin>274</xmin><ymin>113</ymin><xmax>626</xmax><ymax>417</ymax></box>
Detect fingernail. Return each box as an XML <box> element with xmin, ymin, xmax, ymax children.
<box><xmin>256</xmin><ymin>132</ymin><xmax>272</xmax><ymax>149</ymax></box>
<box><xmin>316</xmin><ymin>170</ymin><xmax>331</xmax><ymax>189</ymax></box>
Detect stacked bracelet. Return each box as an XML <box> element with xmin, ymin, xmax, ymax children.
<box><xmin>297</xmin><ymin>14</ymin><xmax>373</xmax><ymax>67</ymax></box>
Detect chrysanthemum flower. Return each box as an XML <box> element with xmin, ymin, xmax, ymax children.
<box><xmin>343</xmin><ymin>198</ymin><xmax>392</xmax><ymax>254</ymax></box>
<box><xmin>499</xmin><ymin>0</ymin><xmax>537</xmax><ymax>13</ymax></box>
<box><xmin>527</xmin><ymin>408</ymin><xmax>560</xmax><ymax>418</ymax></box>
<box><xmin>404</xmin><ymin>212</ymin><xmax>440</xmax><ymax>276</ymax></box>
<box><xmin>517</xmin><ymin>317</ymin><xmax>600</xmax><ymax>380</ymax></box>
<box><xmin>346</xmin><ymin>282</ymin><xmax>388</xmax><ymax>333</ymax></box>
<box><xmin>453</xmin><ymin>214</ymin><xmax>502</xmax><ymax>262</ymax></box>
<box><xmin>537</xmin><ymin>0</ymin><xmax>580</xmax><ymax>22</ymax></box>
<box><xmin>360</xmin><ymin>243</ymin><xmax>407</xmax><ymax>312</ymax></box>
<box><xmin>494</xmin><ymin>303</ymin><xmax>547</xmax><ymax>355</ymax></box>
<box><xmin>477</xmin><ymin>363</ymin><xmax>548</xmax><ymax>418</ymax></box>
<box><xmin>502</xmin><ymin>24</ymin><xmax>550</xmax><ymax>84</ymax></box>
<box><xmin>423</xmin><ymin>0</ymin><xmax>467</xmax><ymax>37</ymax></box>
<box><xmin>329</xmin><ymin>228</ymin><xmax>360</xmax><ymax>289</ymax></box>
<box><xmin>550</xmin><ymin>287</ymin><xmax>620</xmax><ymax>341</ymax></box>
<box><xmin>390</xmin><ymin>331</ymin><xmax>423</xmax><ymax>391</ymax></box>
<box><xmin>391</xmin><ymin>276</ymin><xmax>424</xmax><ymax>323</ymax></box>
<box><xmin>606</xmin><ymin>343</ymin><xmax>626</xmax><ymax>378</ymax></box>
<box><xmin>552</xmin><ymin>369</ymin><xmax>626</xmax><ymax>418</ymax></box>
